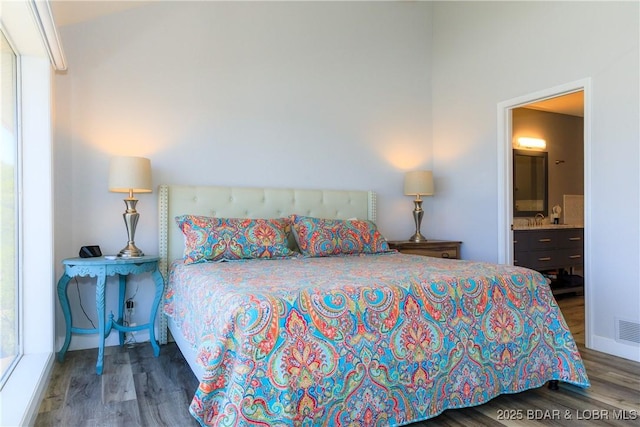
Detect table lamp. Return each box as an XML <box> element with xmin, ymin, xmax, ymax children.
<box><xmin>404</xmin><ymin>170</ymin><xmax>434</xmax><ymax>242</ymax></box>
<box><xmin>108</xmin><ymin>156</ymin><xmax>152</xmax><ymax>257</ymax></box>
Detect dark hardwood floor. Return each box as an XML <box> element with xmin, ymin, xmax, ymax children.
<box><xmin>36</xmin><ymin>295</ymin><xmax>640</xmax><ymax>426</ymax></box>
<box><xmin>35</xmin><ymin>343</ymin><xmax>200</xmax><ymax>426</ymax></box>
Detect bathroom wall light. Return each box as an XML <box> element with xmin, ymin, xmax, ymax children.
<box><xmin>517</xmin><ymin>137</ymin><xmax>546</xmax><ymax>150</ymax></box>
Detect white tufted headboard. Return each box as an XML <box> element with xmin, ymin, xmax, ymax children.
<box><xmin>157</xmin><ymin>184</ymin><xmax>377</xmax><ymax>343</ymax></box>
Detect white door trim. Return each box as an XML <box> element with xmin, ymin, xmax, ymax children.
<box><xmin>497</xmin><ymin>78</ymin><xmax>592</xmax><ymax>348</ymax></box>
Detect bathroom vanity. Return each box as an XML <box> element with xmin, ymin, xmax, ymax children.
<box><xmin>513</xmin><ymin>225</ymin><xmax>583</xmax><ymax>295</ymax></box>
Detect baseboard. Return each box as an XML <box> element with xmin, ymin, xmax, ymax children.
<box><xmin>63</xmin><ymin>330</ymin><xmax>152</xmax><ymax>352</ymax></box>
<box><xmin>590</xmin><ymin>334</ymin><xmax>640</xmax><ymax>362</ymax></box>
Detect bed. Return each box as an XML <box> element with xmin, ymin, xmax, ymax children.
<box><xmin>159</xmin><ymin>184</ymin><xmax>589</xmax><ymax>426</ymax></box>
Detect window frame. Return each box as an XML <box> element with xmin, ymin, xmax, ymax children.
<box><xmin>0</xmin><ymin>1</ymin><xmax>57</xmax><ymax>424</ymax></box>
<box><xmin>0</xmin><ymin>24</ymin><xmax>23</xmax><ymax>390</ymax></box>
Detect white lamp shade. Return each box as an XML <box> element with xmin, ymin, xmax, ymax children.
<box><xmin>404</xmin><ymin>170</ymin><xmax>434</xmax><ymax>196</ymax></box>
<box><xmin>108</xmin><ymin>156</ymin><xmax>152</xmax><ymax>193</ymax></box>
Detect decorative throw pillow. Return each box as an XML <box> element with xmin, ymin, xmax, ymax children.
<box><xmin>289</xmin><ymin>215</ymin><xmax>390</xmax><ymax>257</ymax></box>
<box><xmin>175</xmin><ymin>215</ymin><xmax>297</xmax><ymax>264</ymax></box>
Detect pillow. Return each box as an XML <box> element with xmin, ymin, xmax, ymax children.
<box><xmin>289</xmin><ymin>215</ymin><xmax>391</xmax><ymax>257</ymax></box>
<box><xmin>175</xmin><ymin>215</ymin><xmax>297</xmax><ymax>264</ymax></box>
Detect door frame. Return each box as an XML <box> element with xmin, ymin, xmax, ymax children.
<box><xmin>497</xmin><ymin>78</ymin><xmax>592</xmax><ymax>347</ymax></box>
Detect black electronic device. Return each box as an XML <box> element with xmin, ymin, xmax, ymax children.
<box><xmin>79</xmin><ymin>245</ymin><xmax>102</xmax><ymax>258</ymax></box>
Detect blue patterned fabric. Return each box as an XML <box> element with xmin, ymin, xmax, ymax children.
<box><xmin>164</xmin><ymin>253</ymin><xmax>589</xmax><ymax>426</ymax></box>
<box><xmin>289</xmin><ymin>215</ymin><xmax>391</xmax><ymax>257</ymax></box>
<box><xmin>175</xmin><ymin>215</ymin><xmax>297</xmax><ymax>264</ymax></box>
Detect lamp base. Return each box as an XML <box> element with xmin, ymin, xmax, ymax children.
<box><xmin>117</xmin><ymin>243</ymin><xmax>144</xmax><ymax>258</ymax></box>
<box><xmin>118</xmin><ymin>197</ymin><xmax>144</xmax><ymax>258</ymax></box>
<box><xmin>408</xmin><ymin>233</ymin><xmax>428</xmax><ymax>243</ymax></box>
<box><xmin>409</xmin><ymin>198</ymin><xmax>427</xmax><ymax>243</ymax></box>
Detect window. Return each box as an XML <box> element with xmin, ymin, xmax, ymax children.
<box><xmin>0</xmin><ymin>29</ymin><xmax>19</xmax><ymax>388</ymax></box>
<box><xmin>0</xmin><ymin>2</ymin><xmax>57</xmax><ymax>423</ymax></box>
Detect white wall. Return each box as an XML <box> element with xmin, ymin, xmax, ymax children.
<box><xmin>54</xmin><ymin>1</ymin><xmax>640</xmax><ymax>362</ymax></box>
<box><xmin>54</xmin><ymin>1</ymin><xmax>434</xmax><ymax>350</ymax></box>
<box><xmin>431</xmin><ymin>2</ymin><xmax>639</xmax><ymax>360</ymax></box>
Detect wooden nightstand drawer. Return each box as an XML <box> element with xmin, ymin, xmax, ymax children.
<box><xmin>387</xmin><ymin>240</ymin><xmax>461</xmax><ymax>260</ymax></box>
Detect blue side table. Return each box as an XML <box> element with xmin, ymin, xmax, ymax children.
<box><xmin>57</xmin><ymin>256</ymin><xmax>164</xmax><ymax>375</ymax></box>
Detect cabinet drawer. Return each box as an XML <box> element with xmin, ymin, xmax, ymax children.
<box><xmin>557</xmin><ymin>248</ymin><xmax>584</xmax><ymax>267</ymax></box>
<box><xmin>388</xmin><ymin>240</ymin><xmax>461</xmax><ymax>260</ymax></box>
<box><xmin>556</xmin><ymin>229</ymin><xmax>584</xmax><ymax>249</ymax></box>
<box><xmin>515</xmin><ymin>249</ymin><xmax>583</xmax><ymax>271</ymax></box>
<box><xmin>514</xmin><ymin>250</ymin><xmax>555</xmax><ymax>270</ymax></box>
<box><xmin>513</xmin><ymin>232</ymin><xmax>530</xmax><ymax>252</ymax></box>
<box><xmin>527</xmin><ymin>233</ymin><xmax>558</xmax><ymax>250</ymax></box>
<box><xmin>513</xmin><ymin>251</ymin><xmax>529</xmax><ymax>267</ymax></box>
<box><xmin>514</xmin><ymin>230</ymin><xmax>558</xmax><ymax>250</ymax></box>
<box><xmin>513</xmin><ymin>227</ymin><xmax>583</xmax><ymax>272</ymax></box>
<box><xmin>399</xmin><ymin>248</ymin><xmax>458</xmax><ymax>259</ymax></box>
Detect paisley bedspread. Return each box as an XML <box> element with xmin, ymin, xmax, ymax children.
<box><xmin>164</xmin><ymin>253</ymin><xmax>589</xmax><ymax>426</ymax></box>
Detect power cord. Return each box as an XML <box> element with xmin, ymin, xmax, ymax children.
<box><xmin>73</xmin><ymin>279</ymin><xmax>139</xmax><ymax>348</ymax></box>
<box><xmin>128</xmin><ymin>284</ymin><xmax>139</xmax><ymax>301</ymax></box>
<box><xmin>123</xmin><ymin>296</ymin><xmax>138</xmax><ymax>348</ymax></box>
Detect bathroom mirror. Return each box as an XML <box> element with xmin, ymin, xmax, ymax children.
<box><xmin>513</xmin><ymin>149</ymin><xmax>548</xmax><ymax>217</ymax></box>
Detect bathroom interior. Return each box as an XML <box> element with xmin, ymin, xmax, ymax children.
<box><xmin>511</xmin><ymin>91</ymin><xmax>585</xmax><ymax>303</ymax></box>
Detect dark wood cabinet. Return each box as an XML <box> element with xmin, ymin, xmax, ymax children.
<box><xmin>387</xmin><ymin>240</ymin><xmax>461</xmax><ymax>260</ymax></box>
<box><xmin>514</xmin><ymin>227</ymin><xmax>583</xmax><ymax>295</ymax></box>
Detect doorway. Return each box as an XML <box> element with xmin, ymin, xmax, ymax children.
<box><xmin>497</xmin><ymin>79</ymin><xmax>591</xmax><ymax>347</ymax></box>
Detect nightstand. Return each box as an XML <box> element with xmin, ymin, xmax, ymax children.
<box><xmin>56</xmin><ymin>256</ymin><xmax>164</xmax><ymax>374</ymax></box>
<box><xmin>387</xmin><ymin>240</ymin><xmax>462</xmax><ymax>259</ymax></box>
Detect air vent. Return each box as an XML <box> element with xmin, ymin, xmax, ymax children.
<box><xmin>615</xmin><ymin>317</ymin><xmax>640</xmax><ymax>345</ymax></box>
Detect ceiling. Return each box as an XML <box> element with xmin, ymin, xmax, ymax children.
<box><xmin>523</xmin><ymin>91</ymin><xmax>584</xmax><ymax>117</ymax></box>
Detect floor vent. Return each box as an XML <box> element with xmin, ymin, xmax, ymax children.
<box><xmin>615</xmin><ymin>318</ymin><xmax>640</xmax><ymax>345</ymax></box>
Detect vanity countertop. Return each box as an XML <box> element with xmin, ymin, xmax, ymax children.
<box><xmin>512</xmin><ymin>224</ymin><xmax>584</xmax><ymax>230</ymax></box>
